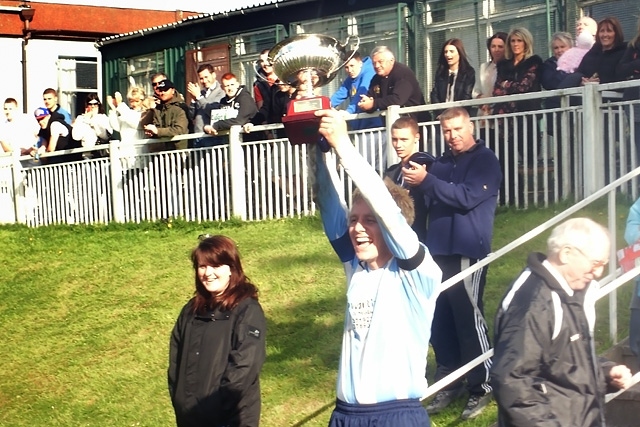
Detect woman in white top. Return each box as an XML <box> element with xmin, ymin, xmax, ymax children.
<box><xmin>72</xmin><ymin>93</ymin><xmax>112</xmax><ymax>148</ymax></box>
<box><xmin>107</xmin><ymin>86</ymin><xmax>149</xmax><ymax>141</ymax></box>
<box><xmin>107</xmin><ymin>87</ymin><xmax>157</xmax><ymax>168</ymax></box>
<box><xmin>472</xmin><ymin>32</ymin><xmax>507</xmax><ymax>148</ymax></box>
<box><xmin>473</xmin><ymin>32</ymin><xmax>508</xmax><ymax>111</ymax></box>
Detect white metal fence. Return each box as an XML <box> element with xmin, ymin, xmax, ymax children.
<box><xmin>2</xmin><ymin>80</ymin><xmax>639</xmax><ymax>227</ymax></box>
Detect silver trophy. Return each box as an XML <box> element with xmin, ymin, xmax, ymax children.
<box><xmin>267</xmin><ymin>34</ymin><xmax>359</xmax><ymax>95</ymax></box>
<box><xmin>259</xmin><ymin>34</ymin><xmax>359</xmax><ymax>144</ymax></box>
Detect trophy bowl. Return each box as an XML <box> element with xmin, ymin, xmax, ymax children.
<box><xmin>267</xmin><ymin>34</ymin><xmax>359</xmax><ymax>88</ymax></box>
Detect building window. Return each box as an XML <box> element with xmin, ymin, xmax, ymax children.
<box><xmin>58</xmin><ymin>56</ymin><xmax>98</xmax><ymax>118</ymax></box>
<box><xmin>125</xmin><ymin>53</ymin><xmax>165</xmax><ymax>100</ymax></box>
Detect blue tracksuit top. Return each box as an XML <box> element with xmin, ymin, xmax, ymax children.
<box><xmin>330</xmin><ymin>56</ymin><xmax>382</xmax><ymax>130</ymax></box>
<box><xmin>315</xmin><ymin>140</ymin><xmax>442</xmax><ymax>404</ymax></box>
<box><xmin>416</xmin><ymin>141</ymin><xmax>502</xmax><ymax>260</ymax></box>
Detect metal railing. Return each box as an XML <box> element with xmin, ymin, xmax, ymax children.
<box><xmin>421</xmin><ymin>165</ymin><xmax>640</xmax><ymax>401</ymax></box>
<box><xmin>2</xmin><ymin>80</ymin><xmax>639</xmax><ymax>226</ymax></box>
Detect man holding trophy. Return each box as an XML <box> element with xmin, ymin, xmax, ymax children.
<box><xmin>314</xmin><ymin>108</ymin><xmax>441</xmax><ymax>426</ymax></box>
<box><xmin>264</xmin><ymin>32</ymin><xmax>443</xmax><ymax>426</ymax></box>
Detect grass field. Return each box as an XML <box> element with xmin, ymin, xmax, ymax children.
<box><xmin>0</xmin><ymin>200</ymin><xmax>634</xmax><ymax>427</ymax></box>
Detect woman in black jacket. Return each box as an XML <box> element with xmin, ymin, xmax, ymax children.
<box><xmin>557</xmin><ymin>16</ymin><xmax>626</xmax><ymax>89</ymax></box>
<box><xmin>430</xmin><ymin>38</ymin><xmax>475</xmax><ymax>116</ymax></box>
<box><xmin>168</xmin><ymin>235</ymin><xmax>266</xmax><ymax>427</ymax></box>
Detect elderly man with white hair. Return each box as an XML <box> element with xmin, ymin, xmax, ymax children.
<box><xmin>491</xmin><ymin>217</ymin><xmax>632</xmax><ymax>427</ymax></box>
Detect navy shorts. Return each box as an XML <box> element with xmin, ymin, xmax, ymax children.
<box><xmin>328</xmin><ymin>398</ymin><xmax>430</xmax><ymax>427</ymax></box>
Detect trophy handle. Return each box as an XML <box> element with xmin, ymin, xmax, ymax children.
<box><xmin>254</xmin><ymin>59</ymin><xmax>270</xmax><ymax>83</ymax></box>
<box><xmin>339</xmin><ymin>35</ymin><xmax>360</xmax><ymax>67</ymax></box>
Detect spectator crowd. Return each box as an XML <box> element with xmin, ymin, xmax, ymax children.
<box><xmin>3</xmin><ymin>14</ymin><xmax>639</xmax><ymax>179</ymax></box>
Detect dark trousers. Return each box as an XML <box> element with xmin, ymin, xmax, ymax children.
<box><xmin>328</xmin><ymin>398</ymin><xmax>429</xmax><ymax>427</ymax></box>
<box><xmin>430</xmin><ymin>255</ymin><xmax>492</xmax><ymax>396</ymax></box>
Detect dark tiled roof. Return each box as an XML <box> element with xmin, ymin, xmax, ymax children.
<box><xmin>96</xmin><ymin>0</ymin><xmax>305</xmax><ymax>45</ymax></box>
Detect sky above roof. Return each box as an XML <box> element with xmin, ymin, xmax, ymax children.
<box><xmin>32</xmin><ymin>0</ymin><xmax>280</xmax><ymax>14</ymax></box>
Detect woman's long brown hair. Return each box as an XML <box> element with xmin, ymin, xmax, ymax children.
<box><xmin>191</xmin><ymin>235</ymin><xmax>259</xmax><ymax>314</ymax></box>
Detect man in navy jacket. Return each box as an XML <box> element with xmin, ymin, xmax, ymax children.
<box><xmin>403</xmin><ymin>106</ymin><xmax>502</xmax><ymax>420</ymax></box>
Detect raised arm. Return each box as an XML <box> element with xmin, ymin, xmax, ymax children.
<box><xmin>315</xmin><ymin>109</ymin><xmax>420</xmax><ymax>260</ymax></box>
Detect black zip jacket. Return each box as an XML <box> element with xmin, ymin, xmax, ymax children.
<box><xmin>430</xmin><ymin>66</ymin><xmax>475</xmax><ymax>105</ymax></box>
<box><xmin>491</xmin><ymin>253</ymin><xmax>618</xmax><ymax>427</ymax></box>
<box><xmin>578</xmin><ymin>43</ymin><xmax>627</xmax><ymax>84</ymax></box>
<box><xmin>168</xmin><ymin>297</ymin><xmax>266</xmax><ymax>427</ymax></box>
<box><xmin>365</xmin><ymin>61</ymin><xmax>429</xmax><ymax>121</ymax></box>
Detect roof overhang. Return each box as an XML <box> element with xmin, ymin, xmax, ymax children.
<box><xmin>95</xmin><ymin>0</ymin><xmax>316</xmax><ymax>47</ymax></box>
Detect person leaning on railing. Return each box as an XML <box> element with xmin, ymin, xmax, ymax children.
<box><xmin>72</xmin><ymin>93</ymin><xmax>112</xmax><ymax>159</ymax></box>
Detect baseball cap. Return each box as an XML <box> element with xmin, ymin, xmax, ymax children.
<box><xmin>154</xmin><ymin>79</ymin><xmax>175</xmax><ymax>92</ymax></box>
<box><xmin>34</xmin><ymin>107</ymin><xmax>51</xmax><ymax>120</ymax></box>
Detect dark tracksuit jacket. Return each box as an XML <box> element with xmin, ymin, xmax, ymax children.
<box><xmin>415</xmin><ymin>140</ymin><xmax>502</xmax><ymax>393</ymax></box>
<box><xmin>491</xmin><ymin>253</ymin><xmax>619</xmax><ymax>427</ymax></box>
<box><xmin>168</xmin><ymin>297</ymin><xmax>266</xmax><ymax>427</ymax></box>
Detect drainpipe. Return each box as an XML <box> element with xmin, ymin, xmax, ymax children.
<box><xmin>19</xmin><ymin>5</ymin><xmax>35</xmax><ymax>113</ymax></box>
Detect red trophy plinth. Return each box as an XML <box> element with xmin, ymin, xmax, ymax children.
<box><xmin>281</xmin><ymin>96</ymin><xmax>330</xmax><ymax>145</ymax></box>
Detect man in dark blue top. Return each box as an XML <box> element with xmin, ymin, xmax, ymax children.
<box><xmin>403</xmin><ymin>106</ymin><xmax>502</xmax><ymax>420</ymax></box>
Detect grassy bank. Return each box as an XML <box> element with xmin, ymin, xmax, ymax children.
<box><xmin>0</xmin><ymin>201</ymin><xmax>633</xmax><ymax>426</ymax></box>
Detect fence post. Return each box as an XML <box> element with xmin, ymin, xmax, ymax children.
<box><xmin>10</xmin><ymin>151</ymin><xmax>23</xmax><ymax>224</ymax></box>
<box><xmin>228</xmin><ymin>126</ymin><xmax>247</xmax><ymax>220</ymax></box>
<box><xmin>109</xmin><ymin>140</ymin><xmax>125</xmax><ymax>222</ymax></box>
<box><xmin>386</xmin><ymin>105</ymin><xmax>401</xmax><ymax>167</ymax></box>
<box><xmin>582</xmin><ymin>83</ymin><xmax>604</xmax><ymax>195</ymax></box>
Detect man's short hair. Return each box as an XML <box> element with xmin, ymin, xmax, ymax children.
<box><xmin>197</xmin><ymin>64</ymin><xmax>215</xmax><ymax>74</ymax></box>
<box><xmin>547</xmin><ymin>217</ymin><xmax>610</xmax><ymax>257</ymax></box>
<box><xmin>3</xmin><ymin>98</ymin><xmax>18</xmax><ymax>106</ymax></box>
<box><xmin>43</xmin><ymin>88</ymin><xmax>57</xmax><ymax>96</ymax></box>
<box><xmin>352</xmin><ymin>177</ymin><xmax>415</xmax><ymax>226</ymax></box>
<box><xmin>150</xmin><ymin>72</ymin><xmax>168</xmax><ymax>82</ymax></box>
<box><xmin>220</xmin><ymin>72</ymin><xmax>237</xmax><ymax>82</ymax></box>
<box><xmin>370</xmin><ymin>46</ymin><xmax>395</xmax><ymax>60</ymax></box>
<box><xmin>345</xmin><ymin>50</ymin><xmax>362</xmax><ymax>62</ymax></box>
<box><xmin>391</xmin><ymin>116</ymin><xmax>419</xmax><ymax>135</ymax></box>
<box><xmin>439</xmin><ymin>106</ymin><xmax>470</xmax><ymax>123</ymax></box>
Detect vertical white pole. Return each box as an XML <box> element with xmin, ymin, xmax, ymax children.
<box><xmin>229</xmin><ymin>126</ymin><xmax>247</xmax><ymax>220</ymax></box>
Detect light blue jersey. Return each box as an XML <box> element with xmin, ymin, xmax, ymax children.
<box><xmin>315</xmin><ymin>142</ymin><xmax>442</xmax><ymax>404</ymax></box>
